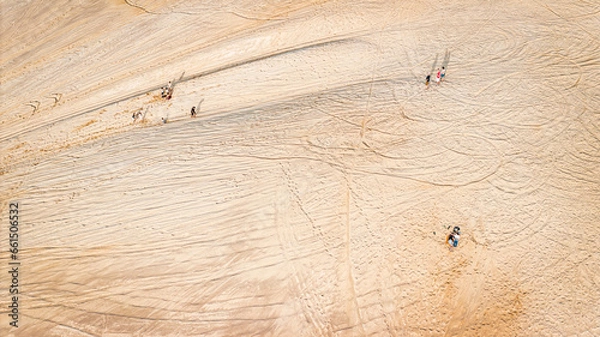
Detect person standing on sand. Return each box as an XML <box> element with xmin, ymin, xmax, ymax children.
<box><xmin>425</xmin><ymin>74</ymin><xmax>431</xmax><ymax>88</ymax></box>
<box><xmin>190</xmin><ymin>106</ymin><xmax>196</xmax><ymax>117</ymax></box>
<box><xmin>435</xmin><ymin>68</ymin><xmax>441</xmax><ymax>85</ymax></box>
<box><xmin>441</xmin><ymin>67</ymin><xmax>446</xmax><ymax>82</ymax></box>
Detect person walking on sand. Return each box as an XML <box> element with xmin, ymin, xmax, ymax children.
<box><xmin>441</xmin><ymin>66</ymin><xmax>446</xmax><ymax>82</ymax></box>
<box><xmin>425</xmin><ymin>74</ymin><xmax>431</xmax><ymax>89</ymax></box>
<box><xmin>190</xmin><ymin>106</ymin><xmax>196</xmax><ymax>117</ymax></box>
<box><xmin>435</xmin><ymin>68</ymin><xmax>441</xmax><ymax>85</ymax></box>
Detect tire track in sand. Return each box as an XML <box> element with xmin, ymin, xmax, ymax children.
<box><xmin>277</xmin><ymin>162</ymin><xmax>330</xmax><ymax>335</ymax></box>
<box><xmin>341</xmin><ymin>171</ymin><xmax>367</xmax><ymax>336</ymax></box>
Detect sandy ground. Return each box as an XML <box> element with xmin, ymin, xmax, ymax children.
<box><xmin>1</xmin><ymin>0</ymin><xmax>600</xmax><ymax>336</ymax></box>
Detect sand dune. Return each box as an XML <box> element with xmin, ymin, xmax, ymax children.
<box><xmin>1</xmin><ymin>0</ymin><xmax>599</xmax><ymax>336</ymax></box>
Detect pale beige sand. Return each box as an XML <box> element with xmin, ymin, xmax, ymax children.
<box><xmin>1</xmin><ymin>0</ymin><xmax>600</xmax><ymax>336</ymax></box>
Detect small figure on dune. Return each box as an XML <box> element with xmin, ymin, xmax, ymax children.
<box><xmin>441</xmin><ymin>66</ymin><xmax>446</xmax><ymax>82</ymax></box>
<box><xmin>132</xmin><ymin>110</ymin><xmax>143</xmax><ymax>122</ymax></box>
<box><xmin>447</xmin><ymin>226</ymin><xmax>461</xmax><ymax>247</ymax></box>
<box><xmin>435</xmin><ymin>68</ymin><xmax>441</xmax><ymax>85</ymax></box>
<box><xmin>161</xmin><ymin>81</ymin><xmax>172</xmax><ymax>98</ymax></box>
<box><xmin>190</xmin><ymin>106</ymin><xmax>196</xmax><ymax>117</ymax></box>
<box><xmin>425</xmin><ymin>74</ymin><xmax>431</xmax><ymax>89</ymax></box>
<box><xmin>161</xmin><ymin>117</ymin><xmax>167</xmax><ymax>124</ymax></box>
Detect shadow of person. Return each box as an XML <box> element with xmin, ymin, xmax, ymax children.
<box><xmin>430</xmin><ymin>53</ymin><xmax>439</xmax><ymax>75</ymax></box>
<box><xmin>442</xmin><ymin>49</ymin><xmax>451</xmax><ymax>68</ymax></box>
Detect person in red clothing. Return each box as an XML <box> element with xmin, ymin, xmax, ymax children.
<box><xmin>435</xmin><ymin>68</ymin><xmax>441</xmax><ymax>85</ymax></box>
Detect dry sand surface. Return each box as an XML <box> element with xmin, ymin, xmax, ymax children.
<box><xmin>1</xmin><ymin>0</ymin><xmax>600</xmax><ymax>336</ymax></box>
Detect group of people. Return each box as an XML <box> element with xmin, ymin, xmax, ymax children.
<box><xmin>161</xmin><ymin>81</ymin><xmax>173</xmax><ymax>99</ymax></box>
<box><xmin>447</xmin><ymin>226</ymin><xmax>461</xmax><ymax>247</ymax></box>
<box><xmin>156</xmin><ymin>78</ymin><xmax>203</xmax><ymax>124</ymax></box>
<box><xmin>425</xmin><ymin>66</ymin><xmax>446</xmax><ymax>88</ymax></box>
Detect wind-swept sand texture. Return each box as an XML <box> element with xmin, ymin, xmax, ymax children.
<box><xmin>1</xmin><ymin>0</ymin><xmax>600</xmax><ymax>336</ymax></box>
